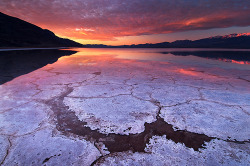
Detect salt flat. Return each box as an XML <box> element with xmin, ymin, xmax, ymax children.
<box><xmin>0</xmin><ymin>48</ymin><xmax>249</xmax><ymax>165</ymax></box>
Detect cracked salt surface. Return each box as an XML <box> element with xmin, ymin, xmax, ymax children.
<box><xmin>64</xmin><ymin>95</ymin><xmax>158</xmax><ymax>135</ymax></box>
<box><xmin>161</xmin><ymin>100</ymin><xmax>250</xmax><ymax>141</ymax></box>
<box><xmin>97</xmin><ymin>136</ymin><xmax>249</xmax><ymax>166</ymax></box>
<box><xmin>0</xmin><ymin>102</ymin><xmax>49</xmax><ymax>136</ymax></box>
<box><xmin>0</xmin><ymin>136</ymin><xmax>9</xmax><ymax>165</ymax></box>
<box><xmin>0</xmin><ymin>48</ymin><xmax>249</xmax><ymax>165</ymax></box>
<box><xmin>3</xmin><ymin>128</ymin><xmax>101</xmax><ymax>166</ymax></box>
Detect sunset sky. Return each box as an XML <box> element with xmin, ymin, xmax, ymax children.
<box><xmin>0</xmin><ymin>0</ymin><xmax>250</xmax><ymax>45</ymax></box>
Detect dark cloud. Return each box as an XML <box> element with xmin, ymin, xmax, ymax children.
<box><xmin>0</xmin><ymin>0</ymin><xmax>249</xmax><ymax>40</ymax></box>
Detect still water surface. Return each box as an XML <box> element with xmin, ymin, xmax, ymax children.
<box><xmin>63</xmin><ymin>48</ymin><xmax>250</xmax><ymax>69</ymax></box>
<box><xmin>1</xmin><ymin>48</ymin><xmax>249</xmax><ymax>85</ymax></box>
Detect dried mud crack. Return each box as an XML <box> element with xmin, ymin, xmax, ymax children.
<box><xmin>0</xmin><ymin>138</ymin><xmax>12</xmax><ymax>166</ymax></box>
<box><xmin>45</xmin><ymin>87</ymin><xmax>214</xmax><ymax>156</ymax></box>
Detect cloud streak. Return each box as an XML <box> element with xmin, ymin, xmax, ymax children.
<box><xmin>0</xmin><ymin>0</ymin><xmax>249</xmax><ymax>41</ymax></box>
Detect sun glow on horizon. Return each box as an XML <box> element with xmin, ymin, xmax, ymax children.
<box><xmin>55</xmin><ymin>26</ymin><xmax>250</xmax><ymax>46</ymax></box>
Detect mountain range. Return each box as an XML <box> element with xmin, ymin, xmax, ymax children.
<box><xmin>0</xmin><ymin>11</ymin><xmax>249</xmax><ymax>49</ymax></box>
<box><xmin>86</xmin><ymin>33</ymin><xmax>250</xmax><ymax>49</ymax></box>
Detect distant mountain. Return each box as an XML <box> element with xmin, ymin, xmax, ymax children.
<box><xmin>85</xmin><ymin>33</ymin><xmax>250</xmax><ymax>49</ymax></box>
<box><xmin>209</xmin><ymin>33</ymin><xmax>250</xmax><ymax>39</ymax></box>
<box><xmin>122</xmin><ymin>33</ymin><xmax>250</xmax><ymax>48</ymax></box>
<box><xmin>0</xmin><ymin>12</ymin><xmax>83</xmax><ymax>48</ymax></box>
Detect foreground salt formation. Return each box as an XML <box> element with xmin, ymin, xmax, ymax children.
<box><xmin>0</xmin><ymin>48</ymin><xmax>249</xmax><ymax>165</ymax></box>
<box><xmin>98</xmin><ymin>136</ymin><xmax>249</xmax><ymax>166</ymax></box>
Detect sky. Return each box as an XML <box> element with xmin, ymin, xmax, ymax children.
<box><xmin>0</xmin><ymin>0</ymin><xmax>250</xmax><ymax>45</ymax></box>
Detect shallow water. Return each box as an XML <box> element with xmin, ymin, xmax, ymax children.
<box><xmin>65</xmin><ymin>48</ymin><xmax>250</xmax><ymax>69</ymax></box>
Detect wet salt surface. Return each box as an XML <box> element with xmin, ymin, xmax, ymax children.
<box><xmin>0</xmin><ymin>48</ymin><xmax>249</xmax><ymax>165</ymax></box>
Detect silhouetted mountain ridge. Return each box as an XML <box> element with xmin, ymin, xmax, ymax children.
<box><xmin>0</xmin><ymin>12</ymin><xmax>83</xmax><ymax>48</ymax></box>
<box><xmin>85</xmin><ymin>33</ymin><xmax>250</xmax><ymax>49</ymax></box>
